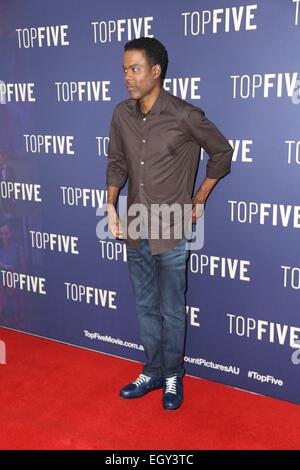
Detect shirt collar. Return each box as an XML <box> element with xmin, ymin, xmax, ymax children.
<box><xmin>128</xmin><ymin>87</ymin><xmax>168</xmax><ymax>117</ymax></box>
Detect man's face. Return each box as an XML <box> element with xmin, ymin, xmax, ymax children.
<box><xmin>123</xmin><ymin>49</ymin><xmax>159</xmax><ymax>100</ymax></box>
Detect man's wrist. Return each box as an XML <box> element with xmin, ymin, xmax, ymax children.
<box><xmin>107</xmin><ymin>202</ymin><xmax>117</xmax><ymax>212</ymax></box>
<box><xmin>194</xmin><ymin>192</ymin><xmax>207</xmax><ymax>204</ymax></box>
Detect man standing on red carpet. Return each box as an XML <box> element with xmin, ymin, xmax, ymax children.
<box><xmin>106</xmin><ymin>37</ymin><xmax>233</xmax><ymax>410</ymax></box>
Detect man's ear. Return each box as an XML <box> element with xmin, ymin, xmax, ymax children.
<box><xmin>153</xmin><ymin>64</ymin><xmax>161</xmax><ymax>80</ymax></box>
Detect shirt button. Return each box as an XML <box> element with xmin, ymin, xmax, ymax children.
<box><xmin>142</xmin><ymin>139</ymin><xmax>146</xmax><ymax>143</ymax></box>
<box><xmin>143</xmin><ymin>117</ymin><xmax>147</xmax><ymax>121</ymax></box>
<box><xmin>140</xmin><ymin>183</ymin><xmax>144</xmax><ymax>186</ymax></box>
<box><xmin>141</xmin><ymin>161</ymin><xmax>144</xmax><ymax>165</ymax></box>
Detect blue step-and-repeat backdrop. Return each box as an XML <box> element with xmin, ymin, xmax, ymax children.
<box><xmin>1</xmin><ymin>0</ymin><xmax>300</xmax><ymax>404</ymax></box>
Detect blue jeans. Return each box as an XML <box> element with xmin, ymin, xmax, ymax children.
<box><xmin>126</xmin><ymin>237</ymin><xmax>190</xmax><ymax>379</ymax></box>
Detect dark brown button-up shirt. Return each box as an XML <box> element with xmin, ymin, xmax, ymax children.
<box><xmin>106</xmin><ymin>87</ymin><xmax>233</xmax><ymax>255</ymax></box>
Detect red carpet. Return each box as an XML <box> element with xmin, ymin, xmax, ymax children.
<box><xmin>0</xmin><ymin>327</ymin><xmax>300</xmax><ymax>450</ymax></box>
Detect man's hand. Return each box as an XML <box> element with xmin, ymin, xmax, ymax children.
<box><xmin>192</xmin><ymin>195</ymin><xmax>205</xmax><ymax>224</ymax></box>
<box><xmin>107</xmin><ymin>204</ymin><xmax>123</xmax><ymax>239</ymax></box>
<box><xmin>192</xmin><ymin>176</ymin><xmax>219</xmax><ymax>223</ymax></box>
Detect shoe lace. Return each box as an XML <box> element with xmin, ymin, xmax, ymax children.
<box><xmin>165</xmin><ymin>375</ymin><xmax>177</xmax><ymax>394</ymax></box>
<box><xmin>133</xmin><ymin>374</ymin><xmax>151</xmax><ymax>386</ymax></box>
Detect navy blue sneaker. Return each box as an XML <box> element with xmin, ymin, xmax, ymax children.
<box><xmin>163</xmin><ymin>375</ymin><xmax>183</xmax><ymax>410</ymax></box>
<box><xmin>119</xmin><ymin>373</ymin><xmax>164</xmax><ymax>399</ymax></box>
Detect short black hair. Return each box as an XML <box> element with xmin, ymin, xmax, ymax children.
<box><xmin>124</xmin><ymin>37</ymin><xmax>168</xmax><ymax>85</ymax></box>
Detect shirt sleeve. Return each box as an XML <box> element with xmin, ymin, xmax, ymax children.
<box><xmin>182</xmin><ymin>106</ymin><xmax>233</xmax><ymax>179</ymax></box>
<box><xmin>106</xmin><ymin>106</ymin><xmax>128</xmax><ymax>188</ymax></box>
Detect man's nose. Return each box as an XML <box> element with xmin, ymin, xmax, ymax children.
<box><xmin>124</xmin><ymin>70</ymin><xmax>134</xmax><ymax>81</ymax></box>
